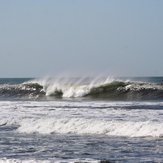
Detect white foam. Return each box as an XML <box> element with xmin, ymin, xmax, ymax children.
<box><xmin>124</xmin><ymin>83</ymin><xmax>163</xmax><ymax>91</ymax></box>
<box><xmin>0</xmin><ymin>159</ymin><xmax>50</xmax><ymax>163</ymax></box>
<box><xmin>1</xmin><ymin>101</ymin><xmax>163</xmax><ymax>138</ymax></box>
<box><xmin>0</xmin><ymin>158</ymin><xmax>99</xmax><ymax>163</ymax></box>
<box><xmin>26</xmin><ymin>76</ymin><xmax>116</xmax><ymax>98</ymax></box>
<box><xmin>17</xmin><ymin>117</ymin><xmax>163</xmax><ymax>137</ymax></box>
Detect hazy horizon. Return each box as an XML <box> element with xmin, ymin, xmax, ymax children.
<box><xmin>0</xmin><ymin>0</ymin><xmax>163</xmax><ymax>77</ymax></box>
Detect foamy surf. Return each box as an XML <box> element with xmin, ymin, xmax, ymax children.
<box><xmin>0</xmin><ymin>100</ymin><xmax>163</xmax><ymax>138</ymax></box>
<box><xmin>17</xmin><ymin>118</ymin><xmax>163</xmax><ymax>137</ymax></box>
<box><xmin>0</xmin><ymin>158</ymin><xmax>100</xmax><ymax>163</ymax></box>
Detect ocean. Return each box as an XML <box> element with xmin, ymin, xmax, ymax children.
<box><xmin>0</xmin><ymin>77</ymin><xmax>163</xmax><ymax>163</ymax></box>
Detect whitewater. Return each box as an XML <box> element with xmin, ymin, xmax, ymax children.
<box><xmin>0</xmin><ymin>77</ymin><xmax>163</xmax><ymax>162</ymax></box>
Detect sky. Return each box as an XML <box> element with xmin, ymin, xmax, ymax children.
<box><xmin>0</xmin><ymin>0</ymin><xmax>163</xmax><ymax>77</ymax></box>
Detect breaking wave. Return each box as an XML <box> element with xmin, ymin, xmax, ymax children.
<box><xmin>0</xmin><ymin>77</ymin><xmax>163</xmax><ymax>100</ymax></box>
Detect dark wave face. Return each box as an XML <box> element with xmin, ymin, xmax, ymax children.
<box><xmin>0</xmin><ymin>77</ymin><xmax>163</xmax><ymax>100</ymax></box>
<box><xmin>0</xmin><ymin>83</ymin><xmax>45</xmax><ymax>99</ymax></box>
<box><xmin>86</xmin><ymin>81</ymin><xmax>163</xmax><ymax>100</ymax></box>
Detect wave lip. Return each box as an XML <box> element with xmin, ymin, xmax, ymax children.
<box><xmin>17</xmin><ymin>118</ymin><xmax>163</xmax><ymax>138</ymax></box>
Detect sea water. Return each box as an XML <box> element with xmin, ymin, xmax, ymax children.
<box><xmin>0</xmin><ymin>77</ymin><xmax>163</xmax><ymax>163</ymax></box>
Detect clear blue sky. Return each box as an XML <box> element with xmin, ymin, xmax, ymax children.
<box><xmin>0</xmin><ymin>0</ymin><xmax>163</xmax><ymax>77</ymax></box>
